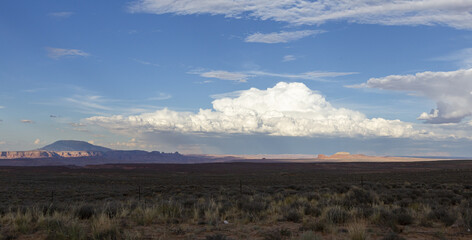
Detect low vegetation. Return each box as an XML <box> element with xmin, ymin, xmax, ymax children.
<box><xmin>0</xmin><ymin>162</ymin><xmax>471</xmax><ymax>239</ymax></box>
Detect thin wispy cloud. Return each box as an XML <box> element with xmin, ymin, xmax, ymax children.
<box><xmin>64</xmin><ymin>95</ymin><xmax>112</xmax><ymax>113</ymax></box>
<box><xmin>196</xmin><ymin>70</ymin><xmax>251</xmax><ymax>83</ymax></box>
<box><xmin>210</xmin><ymin>90</ymin><xmax>245</xmax><ymax>99</ymax></box>
<box><xmin>434</xmin><ymin>48</ymin><xmax>472</xmax><ymax>68</ymax></box>
<box><xmin>245</xmin><ymin>30</ymin><xmax>324</xmax><ymax>43</ymax></box>
<box><xmin>128</xmin><ymin>0</ymin><xmax>472</xmax><ymax>30</ymax></box>
<box><xmin>56</xmin><ymin>87</ymin><xmax>167</xmax><ymax>115</ymax></box>
<box><xmin>0</xmin><ymin>106</ymin><xmax>4</xmax><ymax>109</ymax></box>
<box><xmin>22</xmin><ymin>88</ymin><xmax>47</xmax><ymax>93</ymax></box>
<box><xmin>49</xmin><ymin>11</ymin><xmax>74</xmax><ymax>18</ymax></box>
<box><xmin>46</xmin><ymin>47</ymin><xmax>90</xmax><ymax>59</ymax></box>
<box><xmin>283</xmin><ymin>55</ymin><xmax>296</xmax><ymax>62</ymax></box>
<box><xmin>148</xmin><ymin>92</ymin><xmax>172</xmax><ymax>101</ymax></box>
<box><xmin>69</xmin><ymin>122</ymin><xmax>86</xmax><ymax>127</ymax></box>
<box><xmin>249</xmin><ymin>70</ymin><xmax>357</xmax><ymax>80</ymax></box>
<box><xmin>20</xmin><ymin>120</ymin><xmax>34</xmax><ymax>124</ymax></box>
<box><xmin>132</xmin><ymin>58</ymin><xmax>160</xmax><ymax>67</ymax></box>
<box><xmin>192</xmin><ymin>69</ymin><xmax>357</xmax><ymax>82</ymax></box>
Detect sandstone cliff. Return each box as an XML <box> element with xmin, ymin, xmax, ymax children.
<box><xmin>0</xmin><ymin>151</ymin><xmax>103</xmax><ymax>159</ymax></box>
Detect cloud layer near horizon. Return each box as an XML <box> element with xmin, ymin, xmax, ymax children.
<box><xmin>128</xmin><ymin>0</ymin><xmax>472</xmax><ymax>29</ymax></box>
<box><xmin>86</xmin><ymin>82</ymin><xmax>422</xmax><ymax>138</ymax></box>
<box><xmin>355</xmin><ymin>68</ymin><xmax>472</xmax><ymax>124</ymax></box>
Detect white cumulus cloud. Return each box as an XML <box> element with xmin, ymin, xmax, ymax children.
<box><xmin>46</xmin><ymin>47</ymin><xmax>90</xmax><ymax>59</ymax></box>
<box><xmin>245</xmin><ymin>30</ymin><xmax>323</xmax><ymax>43</ymax></box>
<box><xmin>128</xmin><ymin>0</ymin><xmax>472</xmax><ymax>30</ymax></box>
<box><xmin>355</xmin><ymin>68</ymin><xmax>472</xmax><ymax>124</ymax></box>
<box><xmin>86</xmin><ymin>82</ymin><xmax>421</xmax><ymax>138</ymax></box>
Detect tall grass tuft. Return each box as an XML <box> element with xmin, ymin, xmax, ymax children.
<box><xmin>91</xmin><ymin>213</ymin><xmax>120</xmax><ymax>240</ymax></box>
<box><xmin>347</xmin><ymin>219</ymin><xmax>368</xmax><ymax>240</ymax></box>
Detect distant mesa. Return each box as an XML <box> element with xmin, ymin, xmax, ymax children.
<box><xmin>0</xmin><ymin>141</ymin><xmax>454</xmax><ymax>166</ymax></box>
<box><xmin>0</xmin><ymin>140</ymin><xmax>192</xmax><ymax>165</ymax></box>
<box><xmin>317</xmin><ymin>152</ymin><xmax>367</xmax><ymax>160</ymax></box>
<box><xmin>39</xmin><ymin>140</ymin><xmax>112</xmax><ymax>152</ymax></box>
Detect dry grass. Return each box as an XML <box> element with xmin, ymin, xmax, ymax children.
<box><xmin>347</xmin><ymin>219</ymin><xmax>368</xmax><ymax>240</ymax></box>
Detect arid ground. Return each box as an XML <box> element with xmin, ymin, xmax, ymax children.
<box><xmin>1</xmin><ymin>161</ymin><xmax>472</xmax><ymax>239</ymax></box>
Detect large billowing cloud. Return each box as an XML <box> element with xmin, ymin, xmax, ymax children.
<box><xmin>128</xmin><ymin>0</ymin><xmax>472</xmax><ymax>30</ymax></box>
<box><xmin>356</xmin><ymin>68</ymin><xmax>472</xmax><ymax>124</ymax></box>
<box><xmin>87</xmin><ymin>82</ymin><xmax>421</xmax><ymax>138</ymax></box>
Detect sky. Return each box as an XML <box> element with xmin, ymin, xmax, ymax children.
<box><xmin>1</xmin><ymin>0</ymin><xmax>472</xmax><ymax>156</ymax></box>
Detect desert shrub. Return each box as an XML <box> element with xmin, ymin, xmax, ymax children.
<box><xmin>306</xmin><ymin>193</ymin><xmax>321</xmax><ymax>201</ymax></box>
<box><xmin>392</xmin><ymin>208</ymin><xmax>413</xmax><ymax>226</ymax></box>
<box><xmin>343</xmin><ymin>186</ymin><xmax>378</xmax><ymax>208</ymax></box>
<box><xmin>353</xmin><ymin>206</ymin><xmax>374</xmax><ymax>219</ymax></box>
<box><xmin>323</xmin><ymin>206</ymin><xmax>349</xmax><ymax>224</ymax></box>
<box><xmin>304</xmin><ymin>205</ymin><xmax>322</xmax><ymax>217</ymax></box>
<box><xmin>459</xmin><ymin>200</ymin><xmax>472</xmax><ymax>230</ymax></box>
<box><xmin>206</xmin><ymin>233</ymin><xmax>231</xmax><ymax>240</ymax></box>
<box><xmin>297</xmin><ymin>231</ymin><xmax>323</xmax><ymax>240</ymax></box>
<box><xmin>398</xmin><ymin>198</ymin><xmax>412</xmax><ymax>208</ymax></box>
<box><xmin>263</xmin><ymin>228</ymin><xmax>291</xmax><ymax>240</ymax></box>
<box><xmin>41</xmin><ymin>204</ymin><xmax>59</xmax><ymax>216</ymax></box>
<box><xmin>419</xmin><ymin>217</ymin><xmax>433</xmax><ymax>227</ymax></box>
<box><xmin>75</xmin><ymin>205</ymin><xmax>95</xmax><ymax>220</ymax></box>
<box><xmin>45</xmin><ymin>221</ymin><xmax>85</xmax><ymax>240</ymax></box>
<box><xmin>428</xmin><ymin>208</ymin><xmax>456</xmax><ymax>226</ymax></box>
<box><xmin>396</xmin><ymin>213</ymin><xmax>413</xmax><ymax>226</ymax></box>
<box><xmin>372</xmin><ymin>208</ymin><xmax>399</xmax><ymax>232</ymax></box>
<box><xmin>283</xmin><ymin>209</ymin><xmax>302</xmax><ymax>223</ymax></box>
<box><xmin>238</xmin><ymin>197</ymin><xmax>267</xmax><ymax>214</ymax></box>
<box><xmin>300</xmin><ymin>220</ymin><xmax>326</xmax><ymax>232</ymax></box>
<box><xmin>157</xmin><ymin>201</ymin><xmax>183</xmax><ymax>223</ymax></box>
<box><xmin>380</xmin><ymin>194</ymin><xmax>395</xmax><ymax>204</ymax></box>
<box><xmin>131</xmin><ymin>207</ymin><xmax>156</xmax><ymax>226</ymax></box>
<box><xmin>382</xmin><ymin>232</ymin><xmax>405</xmax><ymax>240</ymax></box>
<box><xmin>104</xmin><ymin>202</ymin><xmax>121</xmax><ymax>218</ymax></box>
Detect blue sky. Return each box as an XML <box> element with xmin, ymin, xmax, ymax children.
<box><xmin>1</xmin><ymin>0</ymin><xmax>472</xmax><ymax>156</ymax></box>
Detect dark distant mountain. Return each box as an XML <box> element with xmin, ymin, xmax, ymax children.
<box><xmin>0</xmin><ymin>140</ymin><xmax>213</xmax><ymax>165</ymax></box>
<box><xmin>39</xmin><ymin>140</ymin><xmax>112</xmax><ymax>152</ymax></box>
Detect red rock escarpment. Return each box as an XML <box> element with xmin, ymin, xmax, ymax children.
<box><xmin>0</xmin><ymin>151</ymin><xmax>103</xmax><ymax>159</ymax></box>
